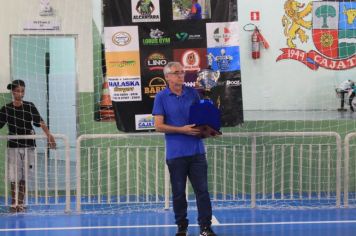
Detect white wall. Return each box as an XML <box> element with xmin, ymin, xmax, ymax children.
<box><xmin>0</xmin><ymin>0</ymin><xmax>93</xmax><ymax>93</ymax></box>
<box><xmin>92</xmin><ymin>0</ymin><xmax>103</xmax><ymax>34</ymax></box>
<box><xmin>238</xmin><ymin>0</ymin><xmax>355</xmax><ymax>110</ymax></box>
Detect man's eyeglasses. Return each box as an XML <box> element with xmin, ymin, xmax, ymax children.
<box><xmin>168</xmin><ymin>71</ymin><xmax>185</xmax><ymax>76</ymax></box>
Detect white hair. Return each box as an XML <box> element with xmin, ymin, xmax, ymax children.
<box><xmin>163</xmin><ymin>61</ymin><xmax>182</xmax><ymax>75</ymax></box>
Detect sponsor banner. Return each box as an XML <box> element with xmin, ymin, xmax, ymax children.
<box><xmin>131</xmin><ymin>0</ymin><xmax>161</xmax><ymax>22</ymax></box>
<box><xmin>175</xmin><ymin>32</ymin><xmax>203</xmax><ymax>42</ymax></box>
<box><xmin>105</xmin><ymin>52</ymin><xmax>141</xmax><ymax>76</ymax></box>
<box><xmin>140</xmin><ymin>48</ymin><xmax>172</xmax><ymax>73</ymax></box>
<box><xmin>108</xmin><ymin>76</ymin><xmax>142</xmax><ymax>102</ymax></box>
<box><xmin>173</xmin><ymin>48</ymin><xmax>207</xmax><ymax>71</ymax></box>
<box><xmin>206</xmin><ymin>22</ymin><xmax>239</xmax><ymax>48</ymax></box>
<box><xmin>223</xmin><ymin>79</ymin><xmax>242</xmax><ymax>88</ymax></box>
<box><xmin>102</xmin><ymin>0</ymin><xmax>243</xmax><ymax>131</ymax></box>
<box><xmin>143</xmin><ymin>76</ymin><xmax>167</xmax><ymax>99</ymax></box>
<box><xmin>172</xmin><ymin>0</ymin><xmax>211</xmax><ymax>20</ymax></box>
<box><xmin>135</xmin><ymin>114</ymin><xmax>155</xmax><ymax>130</ymax></box>
<box><xmin>144</xmin><ymin>52</ymin><xmax>169</xmax><ymax>71</ymax></box>
<box><xmin>140</xmin><ymin>27</ymin><xmax>171</xmax><ymax>47</ymax></box>
<box><xmin>172</xmin><ymin>21</ymin><xmax>207</xmax><ymax>48</ymax></box>
<box><xmin>104</xmin><ymin>26</ymin><xmax>140</xmax><ymax>52</ymax></box>
<box><xmin>207</xmin><ymin>46</ymin><xmax>240</xmax><ymax>71</ymax></box>
<box><xmin>184</xmin><ymin>72</ymin><xmax>198</xmax><ymax>87</ymax></box>
<box><xmin>205</xmin><ymin>71</ymin><xmax>243</xmax><ymax>127</ymax></box>
<box><xmin>276</xmin><ymin>48</ymin><xmax>356</xmax><ymax>70</ymax></box>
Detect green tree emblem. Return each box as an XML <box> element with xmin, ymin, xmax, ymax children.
<box><xmin>316</xmin><ymin>5</ymin><xmax>336</xmax><ymax>28</ymax></box>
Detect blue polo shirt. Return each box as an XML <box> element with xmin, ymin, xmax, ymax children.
<box><xmin>152</xmin><ymin>86</ymin><xmax>205</xmax><ymax>160</ymax></box>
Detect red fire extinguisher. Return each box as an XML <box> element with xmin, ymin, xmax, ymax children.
<box><xmin>251</xmin><ymin>28</ymin><xmax>260</xmax><ymax>59</ymax></box>
<box><xmin>251</xmin><ymin>27</ymin><xmax>269</xmax><ymax>60</ymax></box>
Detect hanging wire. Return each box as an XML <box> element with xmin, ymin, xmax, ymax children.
<box><xmin>243</xmin><ymin>23</ymin><xmax>258</xmax><ymax>32</ymax></box>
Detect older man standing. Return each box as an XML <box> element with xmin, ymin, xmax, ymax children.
<box><xmin>152</xmin><ymin>62</ymin><xmax>216</xmax><ymax>236</ymax></box>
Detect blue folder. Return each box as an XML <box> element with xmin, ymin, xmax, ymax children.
<box><xmin>189</xmin><ymin>99</ymin><xmax>222</xmax><ymax>138</ymax></box>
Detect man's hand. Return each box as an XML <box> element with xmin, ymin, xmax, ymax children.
<box><xmin>47</xmin><ymin>134</ymin><xmax>56</xmax><ymax>149</ymax></box>
<box><xmin>181</xmin><ymin>124</ymin><xmax>201</xmax><ymax>136</ymax></box>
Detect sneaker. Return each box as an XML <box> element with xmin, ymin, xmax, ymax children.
<box><xmin>200</xmin><ymin>226</ymin><xmax>217</xmax><ymax>236</ymax></box>
<box><xmin>176</xmin><ymin>224</ymin><xmax>188</xmax><ymax>236</ymax></box>
<box><xmin>16</xmin><ymin>205</ymin><xmax>27</xmax><ymax>212</ymax></box>
<box><xmin>9</xmin><ymin>205</ymin><xmax>17</xmax><ymax>213</ymax></box>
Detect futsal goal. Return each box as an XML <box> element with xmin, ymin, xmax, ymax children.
<box><xmin>0</xmin><ymin>131</ymin><xmax>346</xmax><ymax>214</ymax></box>
<box><xmin>0</xmin><ymin>134</ymin><xmax>71</xmax><ymax>213</ymax></box>
<box><xmin>75</xmin><ymin>132</ymin><xmax>342</xmax><ymax>213</ymax></box>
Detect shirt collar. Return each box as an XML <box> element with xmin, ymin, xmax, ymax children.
<box><xmin>167</xmin><ymin>85</ymin><xmax>187</xmax><ymax>96</ymax></box>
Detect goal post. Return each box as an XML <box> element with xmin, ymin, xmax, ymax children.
<box><xmin>0</xmin><ymin>134</ymin><xmax>71</xmax><ymax>213</ymax></box>
<box><xmin>75</xmin><ymin>131</ymin><xmax>342</xmax><ymax>213</ymax></box>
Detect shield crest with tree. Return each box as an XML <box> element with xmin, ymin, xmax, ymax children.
<box><xmin>277</xmin><ymin>0</ymin><xmax>356</xmax><ymax>70</ymax></box>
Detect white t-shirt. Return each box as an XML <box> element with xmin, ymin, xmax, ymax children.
<box><xmin>338</xmin><ymin>80</ymin><xmax>353</xmax><ymax>90</ymax></box>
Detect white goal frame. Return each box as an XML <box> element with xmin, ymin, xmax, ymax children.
<box><xmin>75</xmin><ymin>132</ymin><xmax>342</xmax><ymax>212</ymax></box>
<box><xmin>0</xmin><ymin>134</ymin><xmax>71</xmax><ymax>212</ymax></box>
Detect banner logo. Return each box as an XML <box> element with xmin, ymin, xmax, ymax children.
<box><xmin>132</xmin><ymin>0</ymin><xmax>161</xmax><ymax>22</ymax></box>
<box><xmin>109</xmin><ymin>60</ymin><xmax>136</xmax><ymax>68</ymax></box>
<box><xmin>173</xmin><ymin>48</ymin><xmax>207</xmax><ymax>71</ymax></box>
<box><xmin>176</xmin><ymin>32</ymin><xmax>203</xmax><ymax>42</ymax></box>
<box><xmin>226</xmin><ymin>80</ymin><xmax>241</xmax><ymax>87</ymax></box>
<box><xmin>143</xmin><ymin>28</ymin><xmax>171</xmax><ymax>45</ymax></box>
<box><xmin>112</xmin><ymin>32</ymin><xmax>131</xmax><ymax>46</ymax></box>
<box><xmin>206</xmin><ymin>22</ymin><xmax>239</xmax><ymax>48</ymax></box>
<box><xmin>146</xmin><ymin>53</ymin><xmax>168</xmax><ymax>71</ymax></box>
<box><xmin>213</xmin><ymin>27</ymin><xmax>232</xmax><ymax>43</ymax></box>
<box><xmin>181</xmin><ymin>49</ymin><xmax>201</xmax><ymax>71</ymax></box>
<box><xmin>176</xmin><ymin>32</ymin><xmax>189</xmax><ymax>41</ymax></box>
<box><xmin>277</xmin><ymin>1</ymin><xmax>356</xmax><ymax>70</ymax></box>
<box><xmin>108</xmin><ymin>77</ymin><xmax>142</xmax><ymax>102</ymax></box>
<box><xmin>135</xmin><ymin>114</ymin><xmax>155</xmax><ymax>130</ymax></box>
<box><xmin>214</xmin><ymin>49</ymin><xmax>233</xmax><ymax>70</ymax></box>
<box><xmin>105</xmin><ymin>26</ymin><xmax>139</xmax><ymax>52</ymax></box>
<box><xmin>172</xmin><ymin>0</ymin><xmax>211</xmax><ymax>20</ymax></box>
<box><xmin>207</xmin><ymin>47</ymin><xmax>240</xmax><ymax>71</ymax></box>
<box><xmin>144</xmin><ymin>77</ymin><xmax>167</xmax><ymax>98</ymax></box>
<box><xmin>105</xmin><ymin>52</ymin><xmax>141</xmax><ymax>76</ymax></box>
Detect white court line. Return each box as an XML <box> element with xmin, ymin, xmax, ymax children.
<box><xmin>2</xmin><ymin>220</ymin><xmax>356</xmax><ymax>232</ymax></box>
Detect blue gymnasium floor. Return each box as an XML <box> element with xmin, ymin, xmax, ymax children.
<box><xmin>2</xmin><ymin>208</ymin><xmax>356</xmax><ymax>236</ymax></box>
